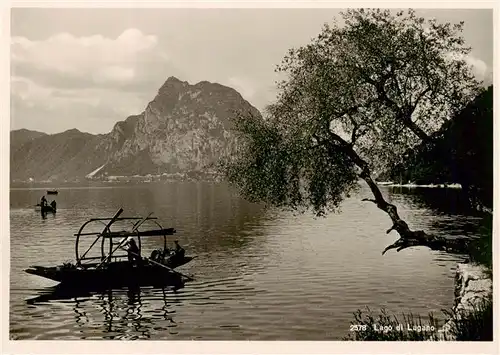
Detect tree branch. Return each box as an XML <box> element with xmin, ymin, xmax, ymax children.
<box><xmin>411</xmin><ymin>86</ymin><xmax>432</xmax><ymax>112</ymax></box>
<box><xmin>348</xmin><ymin>115</ymin><xmax>360</xmax><ymax>146</ymax></box>
<box><xmin>400</xmin><ymin>112</ymin><xmax>430</xmax><ymax>142</ymax></box>
<box><xmin>330</xmin><ymin>97</ymin><xmax>378</xmax><ymax>121</ymax></box>
<box><xmin>322</xmin><ymin>128</ymin><xmax>472</xmax><ymax>255</ymax></box>
<box><xmin>359</xmin><ymin>63</ymin><xmax>434</xmax><ymax>144</ymax></box>
<box><xmin>359</xmin><ymin>69</ymin><xmax>402</xmax><ymax>115</ymax></box>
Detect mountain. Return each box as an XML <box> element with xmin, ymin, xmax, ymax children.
<box><xmin>10</xmin><ymin>129</ymin><xmax>104</xmax><ymax>181</ymax></box>
<box><xmin>10</xmin><ymin>77</ymin><xmax>261</xmax><ymax>182</ymax></box>
<box><xmin>10</xmin><ymin>129</ymin><xmax>47</xmax><ymax>148</ymax></box>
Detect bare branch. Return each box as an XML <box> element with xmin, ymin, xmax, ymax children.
<box><xmin>382</xmin><ymin>238</ymin><xmax>406</xmax><ymax>255</ymax></box>
<box><xmin>348</xmin><ymin>115</ymin><xmax>360</xmax><ymax>146</ymax></box>
<box><xmin>411</xmin><ymin>86</ymin><xmax>432</xmax><ymax>112</ymax></box>
<box><xmin>401</xmin><ymin>113</ymin><xmax>430</xmax><ymax>141</ymax></box>
<box><xmin>386</xmin><ymin>224</ymin><xmax>397</xmax><ymax>234</ymax></box>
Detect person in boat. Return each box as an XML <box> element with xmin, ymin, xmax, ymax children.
<box><xmin>150</xmin><ymin>248</ymin><xmax>167</xmax><ymax>263</ymax></box>
<box><xmin>173</xmin><ymin>240</ymin><xmax>185</xmax><ymax>259</ymax></box>
<box><xmin>40</xmin><ymin>196</ymin><xmax>47</xmax><ymax>207</ymax></box>
<box><xmin>125</xmin><ymin>237</ymin><xmax>142</xmax><ymax>266</ymax></box>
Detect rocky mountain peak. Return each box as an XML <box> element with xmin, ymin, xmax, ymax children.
<box><xmin>11</xmin><ymin>75</ymin><xmax>262</xmax><ymax>182</ymax></box>
<box><xmin>144</xmin><ymin>77</ymin><xmax>250</xmax><ymax>132</ymax></box>
<box><xmin>157</xmin><ymin>76</ymin><xmax>188</xmax><ymax>95</ymax></box>
<box><xmin>106</xmin><ymin>76</ymin><xmax>261</xmax><ymax>176</ymax></box>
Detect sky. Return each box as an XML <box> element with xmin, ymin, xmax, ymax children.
<box><xmin>10</xmin><ymin>7</ymin><xmax>494</xmax><ymax>134</ymax></box>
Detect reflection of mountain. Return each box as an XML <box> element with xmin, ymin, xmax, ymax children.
<box><xmin>131</xmin><ymin>182</ymin><xmax>269</xmax><ymax>257</ymax></box>
<box><xmin>79</xmin><ymin>182</ymin><xmax>269</xmax><ymax>258</ymax></box>
<box><xmin>97</xmin><ymin>182</ymin><xmax>274</xmax><ymax>283</ymax></box>
<box><xmin>27</xmin><ymin>285</ymin><xmax>179</xmax><ymax>340</ymax></box>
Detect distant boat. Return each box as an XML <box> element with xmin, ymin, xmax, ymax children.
<box><xmin>35</xmin><ymin>204</ymin><xmax>56</xmax><ymax>214</ymax></box>
<box><xmin>47</xmin><ymin>190</ymin><xmax>58</xmax><ymax>195</ymax></box>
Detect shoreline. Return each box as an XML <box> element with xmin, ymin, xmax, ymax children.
<box><xmin>376</xmin><ymin>181</ymin><xmax>462</xmax><ymax>189</ymax></box>
<box><xmin>435</xmin><ymin>262</ymin><xmax>492</xmax><ymax>341</ymax></box>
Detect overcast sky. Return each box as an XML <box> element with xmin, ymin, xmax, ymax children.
<box><xmin>10</xmin><ymin>8</ymin><xmax>493</xmax><ymax>134</ymax></box>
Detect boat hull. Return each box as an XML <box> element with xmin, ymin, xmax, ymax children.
<box><xmin>35</xmin><ymin>205</ymin><xmax>56</xmax><ymax>213</ymax></box>
<box><xmin>42</xmin><ymin>206</ymin><xmax>56</xmax><ymax>214</ymax></box>
<box><xmin>25</xmin><ymin>257</ymin><xmax>193</xmax><ymax>288</ymax></box>
<box><xmin>26</xmin><ymin>263</ymin><xmax>182</xmax><ymax>288</ymax></box>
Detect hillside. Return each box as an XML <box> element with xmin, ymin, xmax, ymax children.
<box><xmin>10</xmin><ymin>129</ymin><xmax>104</xmax><ymax>181</ymax></box>
<box><xmin>378</xmin><ymin>86</ymin><xmax>493</xmax><ymax>209</ymax></box>
<box><xmin>10</xmin><ymin>76</ymin><xmax>261</xmax><ymax>182</ymax></box>
<box><xmin>10</xmin><ymin>129</ymin><xmax>47</xmax><ymax>149</ymax></box>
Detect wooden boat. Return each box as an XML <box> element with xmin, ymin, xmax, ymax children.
<box><xmin>25</xmin><ymin>208</ymin><xmax>195</xmax><ymax>289</ymax></box>
<box><xmin>35</xmin><ymin>204</ymin><xmax>56</xmax><ymax>214</ymax></box>
<box><xmin>47</xmin><ymin>190</ymin><xmax>58</xmax><ymax>195</ymax></box>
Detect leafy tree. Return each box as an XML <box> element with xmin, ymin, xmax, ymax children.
<box><xmin>223</xmin><ymin>9</ymin><xmax>484</xmax><ymax>254</ymax></box>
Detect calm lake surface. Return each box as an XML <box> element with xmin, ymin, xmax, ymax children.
<box><xmin>9</xmin><ymin>182</ymin><xmax>484</xmax><ymax>340</ymax></box>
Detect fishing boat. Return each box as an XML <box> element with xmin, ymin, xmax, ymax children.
<box><xmin>25</xmin><ymin>208</ymin><xmax>195</xmax><ymax>289</ymax></box>
<box><xmin>34</xmin><ymin>203</ymin><xmax>56</xmax><ymax>214</ymax></box>
<box><xmin>47</xmin><ymin>190</ymin><xmax>58</xmax><ymax>195</ymax></box>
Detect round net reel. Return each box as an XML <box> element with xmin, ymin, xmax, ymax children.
<box><xmin>74</xmin><ymin>213</ymin><xmax>169</xmax><ymax>267</ymax></box>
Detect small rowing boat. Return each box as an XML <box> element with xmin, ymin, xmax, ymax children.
<box><xmin>35</xmin><ymin>204</ymin><xmax>57</xmax><ymax>214</ymax></box>
<box><xmin>47</xmin><ymin>190</ymin><xmax>58</xmax><ymax>195</ymax></box>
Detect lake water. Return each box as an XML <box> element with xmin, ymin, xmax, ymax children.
<box><xmin>9</xmin><ymin>182</ymin><xmax>484</xmax><ymax>340</ymax></box>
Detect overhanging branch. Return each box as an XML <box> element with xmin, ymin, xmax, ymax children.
<box><xmin>322</xmin><ymin>126</ymin><xmax>472</xmax><ymax>255</ymax></box>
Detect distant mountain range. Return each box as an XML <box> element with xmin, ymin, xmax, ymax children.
<box><xmin>11</xmin><ymin>129</ymin><xmax>47</xmax><ymax>147</ymax></box>
<box><xmin>10</xmin><ymin>76</ymin><xmax>261</xmax><ymax>182</ymax></box>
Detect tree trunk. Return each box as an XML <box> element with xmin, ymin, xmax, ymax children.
<box><xmin>360</xmin><ymin>172</ymin><xmax>473</xmax><ymax>255</ymax></box>
<box><xmin>326</xmin><ymin>131</ymin><xmax>474</xmax><ymax>255</ymax></box>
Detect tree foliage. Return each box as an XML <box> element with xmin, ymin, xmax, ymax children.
<box><xmin>225</xmin><ymin>110</ymin><xmax>359</xmax><ymax>216</ymax></box>
<box><xmin>223</xmin><ymin>9</ymin><xmax>483</xmax><ymax>253</ymax></box>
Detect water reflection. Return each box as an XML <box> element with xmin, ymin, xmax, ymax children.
<box><xmin>37</xmin><ymin>208</ymin><xmax>57</xmax><ymax>220</ymax></box>
<box><xmin>11</xmin><ymin>182</ymin><xmax>268</xmax><ymax>257</ymax></box>
<box><xmin>387</xmin><ymin>186</ymin><xmax>472</xmax><ymax>215</ymax></box>
<box><xmin>27</xmin><ymin>285</ymin><xmax>180</xmax><ymax>340</ymax></box>
<box><xmin>10</xmin><ymin>182</ymin><xmax>482</xmax><ymax>340</ymax></box>
<box><xmin>386</xmin><ymin>186</ymin><xmax>489</xmax><ymax>240</ymax></box>
<box><xmin>74</xmin><ymin>298</ymin><xmax>88</xmax><ymax>327</ymax></box>
<box><xmin>40</xmin><ymin>211</ymin><xmax>56</xmax><ymax>220</ymax></box>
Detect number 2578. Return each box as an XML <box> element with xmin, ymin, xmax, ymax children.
<box><xmin>350</xmin><ymin>325</ymin><xmax>368</xmax><ymax>332</ymax></box>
